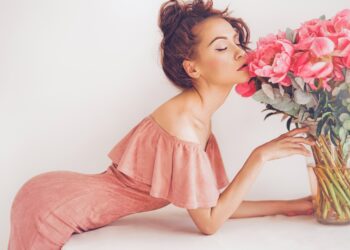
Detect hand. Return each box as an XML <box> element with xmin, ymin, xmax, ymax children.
<box><xmin>282</xmin><ymin>195</ymin><xmax>314</xmax><ymax>216</ymax></box>
<box><xmin>253</xmin><ymin>127</ymin><xmax>316</xmax><ymax>163</ymax></box>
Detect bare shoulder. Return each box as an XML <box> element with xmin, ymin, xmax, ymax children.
<box><xmin>150</xmin><ymin>94</ymin><xmax>212</xmax><ymax>150</ymax></box>
<box><xmin>150</xmin><ymin>99</ymin><xmax>199</xmax><ymax>143</ymax></box>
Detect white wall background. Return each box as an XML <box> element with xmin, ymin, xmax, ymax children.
<box><xmin>1</xmin><ymin>0</ymin><xmax>349</xmax><ymax>247</ymax></box>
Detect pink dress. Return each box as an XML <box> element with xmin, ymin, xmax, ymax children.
<box><xmin>8</xmin><ymin>114</ymin><xmax>229</xmax><ymax>249</ymax></box>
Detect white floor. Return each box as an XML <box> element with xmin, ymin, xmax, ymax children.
<box><xmin>63</xmin><ymin>204</ymin><xmax>350</xmax><ymax>250</ymax></box>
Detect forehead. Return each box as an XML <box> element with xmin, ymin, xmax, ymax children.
<box><xmin>194</xmin><ymin>17</ymin><xmax>237</xmax><ymax>42</ymax></box>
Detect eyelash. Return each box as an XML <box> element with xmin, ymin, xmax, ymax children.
<box><xmin>216</xmin><ymin>43</ymin><xmax>242</xmax><ymax>51</ymax></box>
<box><xmin>216</xmin><ymin>40</ymin><xmax>242</xmax><ymax>51</ymax></box>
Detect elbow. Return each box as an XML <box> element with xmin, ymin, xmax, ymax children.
<box><xmin>201</xmin><ymin>228</ymin><xmax>217</xmax><ymax>236</ymax></box>
<box><xmin>201</xmin><ymin>230</ymin><xmax>216</xmax><ymax>236</ymax></box>
<box><xmin>189</xmin><ymin>207</ymin><xmax>219</xmax><ymax>236</ymax></box>
<box><xmin>200</xmin><ymin>224</ymin><xmax>218</xmax><ymax>236</ymax></box>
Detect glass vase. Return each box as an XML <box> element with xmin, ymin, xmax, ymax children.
<box><xmin>302</xmin><ymin>121</ymin><xmax>350</xmax><ymax>225</ymax></box>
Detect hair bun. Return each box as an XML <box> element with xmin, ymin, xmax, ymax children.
<box><xmin>158</xmin><ymin>0</ymin><xmax>186</xmax><ymax>41</ymax></box>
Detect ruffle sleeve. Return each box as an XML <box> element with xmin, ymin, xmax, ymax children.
<box><xmin>107</xmin><ymin>116</ymin><xmax>230</xmax><ymax>209</ymax></box>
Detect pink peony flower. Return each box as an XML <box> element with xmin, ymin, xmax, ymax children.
<box><xmin>296</xmin><ymin>36</ymin><xmax>335</xmax><ymax>57</ymax></box>
<box><xmin>240</xmin><ymin>9</ymin><xmax>350</xmax><ymax>94</ymax></box>
<box><xmin>248</xmin><ymin>34</ymin><xmax>294</xmax><ymax>87</ymax></box>
<box><xmin>317</xmin><ymin>14</ymin><xmax>350</xmax><ymax>57</ymax></box>
<box><xmin>276</xmin><ymin>30</ymin><xmax>287</xmax><ymax>40</ymax></box>
<box><xmin>291</xmin><ymin>37</ymin><xmax>336</xmax><ymax>91</ymax></box>
<box><xmin>334</xmin><ymin>33</ymin><xmax>350</xmax><ymax>68</ymax></box>
<box><xmin>295</xmin><ymin>12</ymin><xmax>348</xmax><ymax>54</ymax></box>
<box><xmin>295</xmin><ymin>18</ymin><xmax>326</xmax><ymax>42</ymax></box>
<box><xmin>332</xmin><ymin>57</ymin><xmax>346</xmax><ymax>82</ymax></box>
<box><xmin>332</xmin><ymin>9</ymin><xmax>350</xmax><ymax>33</ymax></box>
<box><xmin>235</xmin><ymin>79</ymin><xmax>256</xmax><ymax>97</ymax></box>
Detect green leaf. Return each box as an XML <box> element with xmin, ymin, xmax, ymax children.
<box><xmin>316</xmin><ymin>116</ymin><xmax>328</xmax><ymax>136</ymax></box>
<box><xmin>287</xmin><ymin>116</ymin><xmax>293</xmax><ymax>131</ymax></box>
<box><xmin>332</xmin><ymin>86</ymin><xmax>341</xmax><ymax>96</ymax></box>
<box><xmin>344</xmin><ymin>120</ymin><xmax>350</xmax><ymax>130</ymax></box>
<box><xmin>322</xmin><ymin>111</ymin><xmax>332</xmax><ymax>119</ymax></box>
<box><xmin>343</xmin><ymin>139</ymin><xmax>350</xmax><ymax>158</ymax></box>
<box><xmin>294</xmin><ymin>89</ymin><xmax>313</xmax><ymax>105</ymax></box>
<box><xmin>346</xmin><ymin>68</ymin><xmax>350</xmax><ymax>83</ymax></box>
<box><xmin>339</xmin><ymin>113</ymin><xmax>350</xmax><ymax>123</ymax></box>
<box><xmin>295</xmin><ymin>77</ymin><xmax>305</xmax><ymax>89</ymax></box>
<box><xmin>314</xmin><ymin>92</ymin><xmax>327</xmax><ymax>118</ymax></box>
<box><xmin>285</xmin><ymin>28</ymin><xmax>294</xmax><ymax>43</ymax></box>
<box><xmin>279</xmin><ymin>84</ymin><xmax>285</xmax><ymax>96</ymax></box>
<box><xmin>292</xmin><ymin>31</ymin><xmax>298</xmax><ymax>44</ymax></box>
<box><xmin>324</xmin><ymin>125</ymin><xmax>330</xmax><ymax>135</ymax></box>
<box><xmin>262</xmin><ymin>83</ymin><xmax>275</xmax><ymax>100</ymax></box>
<box><xmin>339</xmin><ymin>127</ymin><xmax>347</xmax><ymax>144</ymax></box>
<box><xmin>272</xmin><ymin>101</ymin><xmax>295</xmax><ymax>112</ymax></box>
<box><xmin>253</xmin><ymin>89</ymin><xmax>270</xmax><ymax>104</ymax></box>
<box><xmin>264</xmin><ymin>111</ymin><xmax>279</xmax><ymax>120</ymax></box>
<box><xmin>330</xmin><ymin>126</ymin><xmax>338</xmax><ymax>146</ymax></box>
<box><xmin>319</xmin><ymin>14</ymin><xmax>326</xmax><ymax>20</ymax></box>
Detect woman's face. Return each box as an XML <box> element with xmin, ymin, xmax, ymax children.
<box><xmin>188</xmin><ymin>16</ymin><xmax>250</xmax><ymax>87</ymax></box>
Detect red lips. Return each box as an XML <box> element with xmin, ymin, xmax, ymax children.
<box><xmin>238</xmin><ymin>64</ymin><xmax>248</xmax><ymax>71</ymax></box>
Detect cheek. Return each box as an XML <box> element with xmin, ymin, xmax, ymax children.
<box><xmin>207</xmin><ymin>58</ymin><xmax>227</xmax><ymax>72</ymax></box>
<box><xmin>204</xmin><ymin>57</ymin><xmax>234</xmax><ymax>83</ymax></box>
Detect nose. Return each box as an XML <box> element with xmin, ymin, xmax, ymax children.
<box><xmin>233</xmin><ymin>45</ymin><xmax>246</xmax><ymax>61</ymax></box>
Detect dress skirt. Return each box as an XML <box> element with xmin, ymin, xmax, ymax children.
<box><xmin>8</xmin><ymin>163</ymin><xmax>170</xmax><ymax>250</ymax></box>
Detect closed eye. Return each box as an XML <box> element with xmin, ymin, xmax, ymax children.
<box><xmin>216</xmin><ymin>38</ymin><xmax>243</xmax><ymax>52</ymax></box>
<box><xmin>216</xmin><ymin>47</ymin><xmax>227</xmax><ymax>51</ymax></box>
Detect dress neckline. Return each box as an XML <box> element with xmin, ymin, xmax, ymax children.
<box><xmin>146</xmin><ymin>114</ymin><xmax>213</xmax><ymax>153</ymax></box>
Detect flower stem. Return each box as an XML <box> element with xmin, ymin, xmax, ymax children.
<box><xmin>328</xmin><ymin>183</ymin><xmax>344</xmax><ymax>218</ymax></box>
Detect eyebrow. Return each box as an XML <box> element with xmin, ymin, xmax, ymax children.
<box><xmin>207</xmin><ymin>33</ymin><xmax>239</xmax><ymax>47</ymax></box>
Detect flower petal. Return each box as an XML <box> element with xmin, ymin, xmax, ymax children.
<box><xmin>310</xmin><ymin>37</ymin><xmax>335</xmax><ymax>57</ymax></box>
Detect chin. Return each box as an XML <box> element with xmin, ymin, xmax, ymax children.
<box><xmin>233</xmin><ymin>73</ymin><xmax>251</xmax><ymax>85</ymax></box>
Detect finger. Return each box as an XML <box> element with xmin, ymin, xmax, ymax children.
<box><xmin>297</xmin><ymin>195</ymin><xmax>313</xmax><ymax>202</ymax></box>
<box><xmin>289</xmin><ymin>146</ymin><xmax>312</xmax><ymax>157</ymax></box>
<box><xmin>292</xmin><ymin>143</ymin><xmax>310</xmax><ymax>151</ymax></box>
<box><xmin>301</xmin><ymin>209</ymin><xmax>314</xmax><ymax>215</ymax></box>
<box><xmin>285</xmin><ymin>137</ymin><xmax>316</xmax><ymax>146</ymax></box>
<box><xmin>302</xmin><ymin>195</ymin><xmax>313</xmax><ymax>201</ymax></box>
<box><xmin>306</xmin><ymin>209</ymin><xmax>314</xmax><ymax>215</ymax></box>
<box><xmin>283</xmin><ymin>127</ymin><xmax>310</xmax><ymax>137</ymax></box>
<box><xmin>286</xmin><ymin>209</ymin><xmax>313</xmax><ymax>216</ymax></box>
<box><xmin>286</xmin><ymin>212</ymin><xmax>296</xmax><ymax>216</ymax></box>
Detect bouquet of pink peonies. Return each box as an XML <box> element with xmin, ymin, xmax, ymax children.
<box><xmin>236</xmin><ymin>9</ymin><xmax>350</xmax><ymax>225</ymax></box>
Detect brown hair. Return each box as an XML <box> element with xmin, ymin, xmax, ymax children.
<box><xmin>158</xmin><ymin>0</ymin><xmax>251</xmax><ymax>90</ymax></box>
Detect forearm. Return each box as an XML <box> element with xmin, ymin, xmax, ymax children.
<box><xmin>209</xmin><ymin>149</ymin><xmax>264</xmax><ymax>232</ymax></box>
<box><xmin>229</xmin><ymin>200</ymin><xmax>286</xmax><ymax>219</ymax></box>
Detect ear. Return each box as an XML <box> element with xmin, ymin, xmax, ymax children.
<box><xmin>182</xmin><ymin>59</ymin><xmax>200</xmax><ymax>79</ymax></box>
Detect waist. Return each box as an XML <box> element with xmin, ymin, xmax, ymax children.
<box><xmin>106</xmin><ymin>163</ymin><xmax>152</xmax><ymax>194</ymax></box>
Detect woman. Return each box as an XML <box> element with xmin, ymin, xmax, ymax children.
<box><xmin>8</xmin><ymin>0</ymin><xmax>315</xmax><ymax>249</ymax></box>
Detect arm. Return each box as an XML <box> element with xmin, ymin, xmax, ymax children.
<box><xmin>187</xmin><ymin>127</ymin><xmax>315</xmax><ymax>235</ymax></box>
<box><xmin>229</xmin><ymin>199</ymin><xmax>286</xmax><ymax>219</ymax></box>
<box><xmin>230</xmin><ymin>195</ymin><xmax>314</xmax><ymax>219</ymax></box>
<box><xmin>209</xmin><ymin>149</ymin><xmax>264</xmax><ymax>231</ymax></box>
<box><xmin>187</xmin><ymin>149</ymin><xmax>264</xmax><ymax>235</ymax></box>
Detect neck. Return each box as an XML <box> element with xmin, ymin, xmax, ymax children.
<box><xmin>180</xmin><ymin>82</ymin><xmax>234</xmax><ymax>127</ymax></box>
